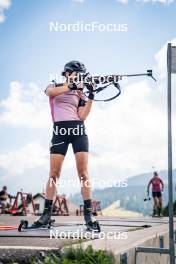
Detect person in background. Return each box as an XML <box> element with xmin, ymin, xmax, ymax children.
<box><xmin>0</xmin><ymin>186</ymin><xmax>11</xmax><ymax>213</ymax></box>
<box><xmin>147</xmin><ymin>171</ymin><xmax>164</xmax><ymax>217</ymax></box>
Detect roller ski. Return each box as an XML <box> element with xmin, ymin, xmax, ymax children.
<box><xmin>18</xmin><ymin>211</ymin><xmax>55</xmax><ymax>232</ymax></box>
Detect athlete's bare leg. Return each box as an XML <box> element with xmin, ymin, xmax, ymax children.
<box><xmin>75</xmin><ymin>152</ymin><xmax>91</xmax><ymax>200</ymax></box>
<box><xmin>45</xmin><ymin>154</ymin><xmax>65</xmax><ymax>200</ymax></box>
<box><xmin>34</xmin><ymin>154</ymin><xmax>65</xmax><ymax>225</ymax></box>
<box><xmin>153</xmin><ymin>197</ymin><xmax>159</xmax><ymax>213</ymax></box>
<box><xmin>74</xmin><ymin>151</ymin><xmax>100</xmax><ymax>231</ymax></box>
<box><xmin>153</xmin><ymin>197</ymin><xmax>159</xmax><ymax>210</ymax></box>
<box><xmin>158</xmin><ymin>197</ymin><xmax>163</xmax><ymax>209</ymax></box>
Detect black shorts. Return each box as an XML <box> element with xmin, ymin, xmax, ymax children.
<box><xmin>50</xmin><ymin>121</ymin><xmax>89</xmax><ymax>156</ymax></box>
<box><xmin>152</xmin><ymin>192</ymin><xmax>162</xmax><ymax>198</ymax></box>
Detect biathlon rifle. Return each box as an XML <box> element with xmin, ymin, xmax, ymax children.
<box><xmin>54</xmin><ymin>69</ymin><xmax>156</xmax><ymax>102</ymax></box>
<box><xmin>78</xmin><ymin>69</ymin><xmax>156</xmax><ymax>102</ymax></box>
<box><xmin>80</xmin><ymin>69</ymin><xmax>156</xmax><ymax>84</ymax></box>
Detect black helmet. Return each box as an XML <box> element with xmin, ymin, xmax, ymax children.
<box><xmin>154</xmin><ymin>171</ymin><xmax>158</xmax><ymax>176</ymax></box>
<box><xmin>62</xmin><ymin>60</ymin><xmax>86</xmax><ymax>75</ymax></box>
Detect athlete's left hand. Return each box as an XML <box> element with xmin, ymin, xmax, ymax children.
<box><xmin>86</xmin><ymin>83</ymin><xmax>95</xmax><ymax>100</ymax></box>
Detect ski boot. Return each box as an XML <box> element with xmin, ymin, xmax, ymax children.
<box><xmin>34</xmin><ymin>209</ymin><xmax>53</xmax><ymax>227</ymax></box>
<box><xmin>84</xmin><ymin>213</ymin><xmax>101</xmax><ymax>232</ymax></box>
<box><xmin>157</xmin><ymin>208</ymin><xmax>163</xmax><ymax>217</ymax></box>
<box><xmin>152</xmin><ymin>209</ymin><xmax>158</xmax><ymax>217</ymax></box>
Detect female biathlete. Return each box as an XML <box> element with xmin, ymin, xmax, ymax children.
<box><xmin>147</xmin><ymin>171</ymin><xmax>164</xmax><ymax>217</ymax></box>
<box><xmin>34</xmin><ymin>61</ymin><xmax>100</xmax><ymax>231</ymax></box>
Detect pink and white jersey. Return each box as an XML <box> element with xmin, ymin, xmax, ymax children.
<box><xmin>48</xmin><ymin>89</ymin><xmax>87</xmax><ymax>122</ymax></box>
<box><xmin>148</xmin><ymin>177</ymin><xmax>164</xmax><ymax>192</ymax></box>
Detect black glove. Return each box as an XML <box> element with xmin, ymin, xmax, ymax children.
<box><xmin>68</xmin><ymin>83</ymin><xmax>78</xmax><ymax>91</ymax></box>
<box><xmin>88</xmin><ymin>92</ymin><xmax>94</xmax><ymax>100</ymax></box>
<box><xmin>86</xmin><ymin>83</ymin><xmax>95</xmax><ymax>100</ymax></box>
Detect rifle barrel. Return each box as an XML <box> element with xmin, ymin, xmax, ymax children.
<box><xmin>92</xmin><ymin>72</ymin><xmax>151</xmax><ymax>79</ymax></box>
<box><xmin>86</xmin><ymin>70</ymin><xmax>156</xmax><ymax>82</ymax></box>
<box><xmin>119</xmin><ymin>73</ymin><xmax>150</xmax><ymax>77</ymax></box>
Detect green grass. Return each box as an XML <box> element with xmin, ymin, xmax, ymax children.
<box><xmin>30</xmin><ymin>245</ymin><xmax>115</xmax><ymax>264</ymax></box>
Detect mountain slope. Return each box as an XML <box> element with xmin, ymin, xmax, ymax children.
<box><xmin>127</xmin><ymin>169</ymin><xmax>176</xmax><ymax>186</ymax></box>
<box><xmin>70</xmin><ymin>169</ymin><xmax>176</xmax><ymax>215</ymax></box>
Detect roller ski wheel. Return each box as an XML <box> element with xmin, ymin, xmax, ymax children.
<box><xmin>18</xmin><ymin>219</ymin><xmax>55</xmax><ymax>232</ymax></box>
<box><xmin>18</xmin><ymin>220</ymin><xmax>28</xmax><ymax>232</ymax></box>
<box><xmin>86</xmin><ymin>220</ymin><xmax>101</xmax><ymax>233</ymax></box>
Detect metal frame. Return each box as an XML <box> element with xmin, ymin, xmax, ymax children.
<box><xmin>136</xmin><ymin>247</ymin><xmax>170</xmax><ymax>254</ymax></box>
<box><xmin>167</xmin><ymin>42</ymin><xmax>175</xmax><ymax>264</ymax></box>
<box><xmin>135</xmin><ymin>43</ymin><xmax>176</xmax><ymax>264</ymax></box>
<box><xmin>159</xmin><ymin>235</ymin><xmax>164</xmax><ymax>249</ymax></box>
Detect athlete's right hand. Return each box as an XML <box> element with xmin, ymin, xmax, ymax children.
<box><xmin>68</xmin><ymin>83</ymin><xmax>78</xmax><ymax>90</ymax></box>
<box><xmin>77</xmin><ymin>82</ymin><xmax>84</xmax><ymax>90</ymax></box>
<box><xmin>67</xmin><ymin>72</ymin><xmax>84</xmax><ymax>90</ymax></box>
<box><xmin>68</xmin><ymin>82</ymin><xmax>84</xmax><ymax>91</ymax></box>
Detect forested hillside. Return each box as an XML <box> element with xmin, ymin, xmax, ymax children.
<box><xmin>69</xmin><ymin>170</ymin><xmax>176</xmax><ymax>215</ymax></box>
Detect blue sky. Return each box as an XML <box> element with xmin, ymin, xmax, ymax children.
<box><xmin>0</xmin><ymin>0</ymin><xmax>176</xmax><ymax>195</ymax></box>
<box><xmin>1</xmin><ymin>0</ymin><xmax>176</xmax><ymax>96</ymax></box>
